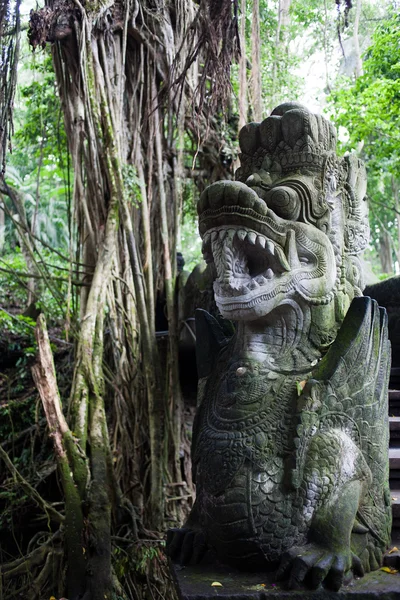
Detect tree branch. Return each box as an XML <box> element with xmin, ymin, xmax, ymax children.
<box><xmin>368</xmin><ymin>196</ymin><xmax>400</xmax><ymax>216</ymax></box>
<box><xmin>0</xmin><ymin>265</ymin><xmax>89</xmax><ymax>286</ymax></box>
<box><xmin>0</xmin><ymin>445</ymin><xmax>64</xmax><ymax>524</ymax></box>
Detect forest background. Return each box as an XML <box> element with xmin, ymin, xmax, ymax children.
<box><xmin>0</xmin><ymin>0</ymin><xmax>399</xmax><ymax>599</ymax></box>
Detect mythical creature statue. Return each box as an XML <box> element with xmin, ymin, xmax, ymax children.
<box><xmin>167</xmin><ymin>103</ymin><xmax>392</xmax><ymax>591</ymax></box>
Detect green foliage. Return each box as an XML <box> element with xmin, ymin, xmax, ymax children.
<box><xmin>0</xmin><ymin>248</ymin><xmax>31</xmax><ymax>307</ymax></box>
<box><xmin>113</xmin><ymin>543</ymin><xmax>161</xmax><ymax>579</ymax></box>
<box><xmin>0</xmin><ymin>309</ymin><xmax>36</xmax><ymax>338</ymax></box>
<box><xmin>133</xmin><ymin>544</ymin><xmax>161</xmax><ymax>574</ymax></box>
<box><xmin>3</xmin><ymin>46</ymin><xmax>71</xmax><ymax>253</ymax></box>
<box><xmin>179</xmin><ymin>217</ymin><xmax>203</xmax><ymax>273</ymax></box>
<box><xmin>330</xmin><ymin>13</ymin><xmax>400</xmax><ymax>172</ymax></box>
<box><xmin>329</xmin><ymin>11</ymin><xmax>400</xmax><ymax>275</ymax></box>
<box><xmin>123</xmin><ymin>164</ymin><xmax>142</xmax><ymax>207</ymax></box>
<box><xmin>0</xmin><ymin>250</ymin><xmax>71</xmax><ymax>324</ymax></box>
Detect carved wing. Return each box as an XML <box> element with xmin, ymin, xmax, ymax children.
<box><xmin>295</xmin><ymin>296</ymin><xmax>391</xmax><ymax>544</ymax></box>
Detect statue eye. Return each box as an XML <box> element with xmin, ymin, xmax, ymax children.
<box><xmin>265</xmin><ymin>186</ymin><xmax>301</xmax><ymax>221</ymax></box>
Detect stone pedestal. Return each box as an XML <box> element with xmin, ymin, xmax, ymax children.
<box><xmin>170</xmin><ymin>561</ymin><xmax>400</xmax><ymax>600</ymax></box>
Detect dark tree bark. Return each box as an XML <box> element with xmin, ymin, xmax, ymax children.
<box><xmin>24</xmin><ymin>1</ymin><xmax>239</xmax><ymax>598</ymax></box>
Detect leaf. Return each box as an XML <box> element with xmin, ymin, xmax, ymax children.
<box><xmin>388</xmin><ymin>547</ymin><xmax>399</xmax><ymax>554</ymax></box>
<box><xmin>380</xmin><ymin>566</ymin><xmax>398</xmax><ymax>574</ymax></box>
<box><xmin>211</xmin><ymin>582</ymin><xmax>223</xmax><ymax>587</ymax></box>
<box><xmin>296</xmin><ymin>381</ymin><xmax>306</xmax><ymax>396</ymax></box>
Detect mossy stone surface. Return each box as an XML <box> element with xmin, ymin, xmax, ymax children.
<box><xmin>170</xmin><ymin>561</ymin><xmax>400</xmax><ymax>600</ymax></box>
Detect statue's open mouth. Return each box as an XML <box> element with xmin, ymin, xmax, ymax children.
<box><xmin>202</xmin><ymin>225</ymin><xmax>310</xmax><ymax>302</ymax></box>
<box><xmin>198</xmin><ymin>181</ymin><xmax>336</xmax><ymax>316</ymax></box>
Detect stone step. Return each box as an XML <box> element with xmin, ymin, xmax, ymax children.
<box><xmin>390</xmin><ymin>416</ymin><xmax>400</xmax><ymax>440</ymax></box>
<box><xmin>391</xmin><ymin>490</ymin><xmax>400</xmax><ymax>520</ymax></box>
<box><xmin>390</xmin><ymin>474</ymin><xmax>400</xmax><ymax>488</ymax></box>
<box><xmin>392</xmin><ymin>517</ymin><xmax>400</xmax><ymax>531</ymax></box>
<box><xmin>389</xmin><ymin>391</ymin><xmax>400</xmax><ymax>417</ymax></box>
<box><xmin>389</xmin><ymin>371</ymin><xmax>400</xmax><ymax>388</ymax></box>
<box><xmin>389</xmin><ymin>448</ymin><xmax>400</xmax><ymax>470</ymax></box>
<box><xmin>389</xmin><ymin>367</ymin><xmax>400</xmax><ymax>538</ymax></box>
<box><xmin>390</xmin><ymin>416</ymin><xmax>400</xmax><ymax>429</ymax></box>
<box><xmin>389</xmin><ymin>389</ymin><xmax>400</xmax><ymax>403</ymax></box>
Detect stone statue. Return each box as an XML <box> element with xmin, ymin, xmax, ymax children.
<box><xmin>167</xmin><ymin>103</ymin><xmax>392</xmax><ymax>591</ymax></box>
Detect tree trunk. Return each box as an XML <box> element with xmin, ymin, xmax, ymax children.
<box><xmin>251</xmin><ymin>0</ymin><xmax>262</xmax><ymax>122</ymax></box>
<box><xmin>0</xmin><ymin>195</ymin><xmax>4</xmax><ymax>251</ymax></box>
<box><xmin>239</xmin><ymin>0</ymin><xmax>248</xmax><ymax>130</ymax></box>
<box><xmin>270</xmin><ymin>0</ymin><xmax>292</xmax><ymax>111</ymax></box>
<box><xmin>0</xmin><ymin>0</ymin><xmax>20</xmax><ymax>174</ymax></box>
<box><xmin>379</xmin><ymin>229</ymin><xmax>393</xmax><ymax>274</ymax></box>
<box><xmin>32</xmin><ymin>315</ymin><xmax>87</xmax><ymax>598</ymax></box>
<box><xmin>353</xmin><ymin>0</ymin><xmax>363</xmax><ymax>79</ymax></box>
<box><xmin>27</xmin><ymin>1</ymin><xmax>239</xmax><ymax>598</ymax></box>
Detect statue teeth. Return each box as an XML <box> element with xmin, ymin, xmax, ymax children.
<box><xmin>237</xmin><ymin>229</ymin><xmax>247</xmax><ymax>242</ymax></box>
<box><xmin>219</xmin><ymin>229</ymin><xmax>227</xmax><ymax>241</ymax></box>
<box><xmin>285</xmin><ymin>229</ymin><xmax>301</xmax><ymax>269</ymax></box>
<box><xmin>202</xmin><ymin>232</ymin><xmax>211</xmax><ymax>253</ymax></box>
<box><xmin>249</xmin><ymin>279</ymin><xmax>259</xmax><ymax>290</ymax></box>
<box><xmin>266</xmin><ymin>240</ymin><xmax>275</xmax><ymax>255</ymax></box>
<box><xmin>257</xmin><ymin>235</ymin><xmax>266</xmax><ymax>249</ymax></box>
<box><xmin>211</xmin><ymin>231</ymin><xmax>219</xmax><ymax>242</ymax></box>
<box><xmin>247</xmin><ymin>231</ymin><xmax>257</xmax><ymax>245</ymax></box>
<box><xmin>274</xmin><ymin>245</ymin><xmax>290</xmax><ymax>271</ymax></box>
<box><xmin>265</xmin><ymin>268</ymin><xmax>274</xmax><ymax>279</ymax></box>
<box><xmin>256</xmin><ymin>275</ymin><xmax>267</xmax><ymax>285</ymax></box>
<box><xmin>232</xmin><ymin>286</ymin><xmax>244</xmax><ymax>296</ymax></box>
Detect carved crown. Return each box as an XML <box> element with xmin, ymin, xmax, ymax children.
<box><xmin>235</xmin><ymin>102</ymin><xmax>339</xmax><ymax>181</ymax></box>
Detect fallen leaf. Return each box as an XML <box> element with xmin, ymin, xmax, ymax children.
<box><xmin>380</xmin><ymin>566</ymin><xmax>398</xmax><ymax>574</ymax></box>
<box><xmin>392</xmin><ymin>497</ymin><xmax>398</xmax><ymax>501</ymax></box>
<box><xmin>211</xmin><ymin>582</ymin><xmax>223</xmax><ymax>587</ymax></box>
<box><xmin>248</xmin><ymin>585</ymin><xmax>266</xmax><ymax>591</ymax></box>
<box><xmin>389</xmin><ymin>547</ymin><xmax>399</xmax><ymax>554</ymax></box>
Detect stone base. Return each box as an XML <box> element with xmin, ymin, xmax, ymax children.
<box><xmin>170</xmin><ymin>561</ymin><xmax>400</xmax><ymax>600</ymax></box>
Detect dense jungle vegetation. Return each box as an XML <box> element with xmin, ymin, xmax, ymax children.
<box><xmin>0</xmin><ymin>0</ymin><xmax>399</xmax><ymax>598</ymax></box>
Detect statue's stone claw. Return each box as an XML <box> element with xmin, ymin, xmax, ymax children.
<box><xmin>166</xmin><ymin>527</ymin><xmax>207</xmax><ymax>565</ymax></box>
<box><xmin>351</xmin><ymin>552</ymin><xmax>365</xmax><ymax>578</ymax></box>
<box><xmin>276</xmin><ymin>544</ymin><xmax>352</xmax><ymax>591</ymax></box>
